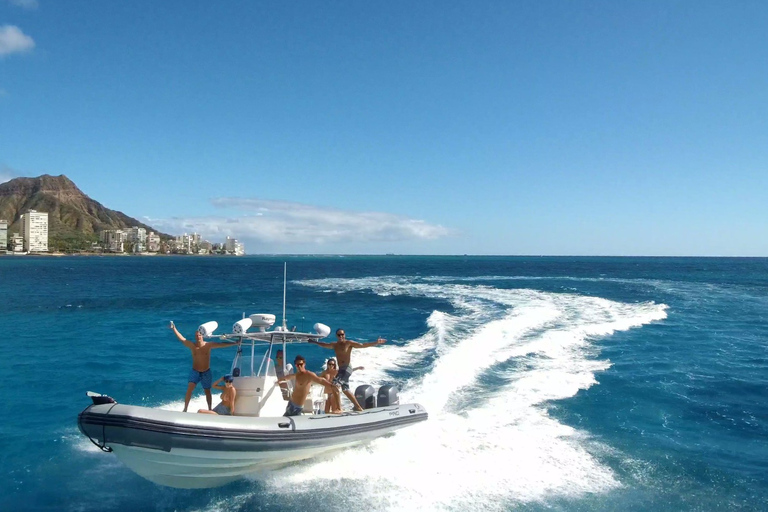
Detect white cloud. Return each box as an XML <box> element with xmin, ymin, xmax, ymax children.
<box><xmin>146</xmin><ymin>198</ymin><xmax>453</xmax><ymax>250</ymax></box>
<box><xmin>6</xmin><ymin>0</ymin><xmax>39</xmax><ymax>9</ymax></box>
<box><xmin>0</xmin><ymin>25</ymin><xmax>35</xmax><ymax>57</ymax></box>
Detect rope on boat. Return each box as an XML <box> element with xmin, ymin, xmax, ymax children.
<box><xmin>85</xmin><ymin>403</ymin><xmax>117</xmax><ymax>452</ymax></box>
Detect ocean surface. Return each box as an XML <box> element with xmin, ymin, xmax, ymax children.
<box><xmin>1</xmin><ymin>256</ymin><xmax>766</xmax><ymax>511</ymax></box>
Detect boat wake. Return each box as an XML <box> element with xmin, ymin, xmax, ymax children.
<box><xmin>71</xmin><ymin>275</ymin><xmax>667</xmax><ymax>510</ymax></box>
<box><xmin>236</xmin><ymin>277</ymin><xmax>665</xmax><ymax>510</ymax></box>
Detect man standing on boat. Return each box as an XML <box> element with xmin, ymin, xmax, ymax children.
<box><xmin>309</xmin><ymin>328</ymin><xmax>385</xmax><ymax>411</ymax></box>
<box><xmin>278</xmin><ymin>355</ymin><xmax>333</xmax><ymax>416</ymax></box>
<box><xmin>169</xmin><ymin>321</ymin><xmax>233</xmax><ymax>412</ymax></box>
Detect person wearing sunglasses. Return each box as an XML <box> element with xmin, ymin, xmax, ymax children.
<box><xmin>309</xmin><ymin>328</ymin><xmax>385</xmax><ymax>411</ymax></box>
<box><xmin>320</xmin><ymin>358</ymin><xmax>364</xmax><ymax>413</ymax></box>
<box><xmin>197</xmin><ymin>374</ymin><xmax>237</xmax><ymax>416</ymax></box>
<box><xmin>277</xmin><ymin>355</ymin><xmax>333</xmax><ymax>417</ymax></box>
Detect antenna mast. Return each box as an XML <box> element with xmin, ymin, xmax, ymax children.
<box><xmin>282</xmin><ymin>262</ymin><xmax>287</xmax><ymax>330</ymax></box>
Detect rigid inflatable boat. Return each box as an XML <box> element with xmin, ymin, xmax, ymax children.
<box><xmin>78</xmin><ymin>313</ymin><xmax>428</xmax><ymax>489</ymax></box>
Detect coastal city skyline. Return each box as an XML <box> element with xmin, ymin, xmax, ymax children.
<box><xmin>0</xmin><ymin>208</ymin><xmax>246</xmax><ymax>255</ymax></box>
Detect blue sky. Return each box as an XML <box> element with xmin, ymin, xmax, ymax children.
<box><xmin>1</xmin><ymin>1</ymin><xmax>767</xmax><ymax>255</ymax></box>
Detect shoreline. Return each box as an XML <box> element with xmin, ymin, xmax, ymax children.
<box><xmin>0</xmin><ymin>252</ymin><xmax>245</xmax><ymax>257</ymax></box>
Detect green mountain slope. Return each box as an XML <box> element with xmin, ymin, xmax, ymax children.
<box><xmin>0</xmin><ymin>174</ymin><xmax>170</xmax><ymax>251</ymax></box>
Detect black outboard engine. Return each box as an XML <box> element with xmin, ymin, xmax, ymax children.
<box><xmin>354</xmin><ymin>385</ymin><xmax>377</xmax><ymax>409</ymax></box>
<box><xmin>377</xmin><ymin>385</ymin><xmax>399</xmax><ymax>407</ymax></box>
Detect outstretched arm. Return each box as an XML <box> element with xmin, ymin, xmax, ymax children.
<box><xmin>349</xmin><ymin>338</ymin><xmax>386</xmax><ymax>349</ymax></box>
<box><xmin>308</xmin><ymin>340</ymin><xmax>335</xmax><ymax>349</ymax></box>
<box><xmin>206</xmin><ymin>341</ymin><xmax>234</xmax><ymax>349</ymax></box>
<box><xmin>278</xmin><ymin>373</ymin><xmax>297</xmax><ymax>383</ymax></box>
<box><xmin>169</xmin><ymin>322</ymin><xmax>194</xmax><ymax>349</ymax></box>
<box><xmin>308</xmin><ymin>372</ymin><xmax>333</xmax><ymax>387</ymax></box>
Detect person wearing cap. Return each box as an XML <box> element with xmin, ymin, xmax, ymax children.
<box><xmin>169</xmin><ymin>321</ymin><xmax>233</xmax><ymax>412</ymax></box>
<box><xmin>277</xmin><ymin>355</ymin><xmax>333</xmax><ymax>416</ymax></box>
<box><xmin>198</xmin><ymin>375</ymin><xmax>237</xmax><ymax>416</ymax></box>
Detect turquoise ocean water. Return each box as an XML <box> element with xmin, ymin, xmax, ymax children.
<box><xmin>1</xmin><ymin>256</ymin><xmax>766</xmax><ymax>511</ymax></box>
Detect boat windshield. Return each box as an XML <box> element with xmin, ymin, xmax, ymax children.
<box><xmin>224</xmin><ymin>330</ymin><xmax>323</xmax><ymax>379</ymax></box>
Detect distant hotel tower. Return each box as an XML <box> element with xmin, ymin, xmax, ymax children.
<box><xmin>21</xmin><ymin>210</ymin><xmax>49</xmax><ymax>252</ymax></box>
<box><xmin>0</xmin><ymin>219</ymin><xmax>7</xmax><ymax>253</ymax></box>
<box><xmin>224</xmin><ymin>236</ymin><xmax>245</xmax><ymax>256</ymax></box>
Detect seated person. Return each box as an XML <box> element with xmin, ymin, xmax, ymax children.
<box><xmin>278</xmin><ymin>355</ymin><xmax>333</xmax><ymax>417</ymax></box>
<box><xmin>198</xmin><ymin>375</ymin><xmax>236</xmax><ymax>415</ymax></box>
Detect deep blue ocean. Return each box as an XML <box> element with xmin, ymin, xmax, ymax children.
<box><xmin>1</xmin><ymin>256</ymin><xmax>766</xmax><ymax>511</ymax></box>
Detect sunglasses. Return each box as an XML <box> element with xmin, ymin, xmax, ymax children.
<box><xmin>295</xmin><ymin>361</ymin><xmax>305</xmax><ymax>366</ymax></box>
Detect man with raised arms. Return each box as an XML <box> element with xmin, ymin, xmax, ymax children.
<box><xmin>309</xmin><ymin>328</ymin><xmax>385</xmax><ymax>411</ymax></box>
<box><xmin>278</xmin><ymin>355</ymin><xmax>334</xmax><ymax>416</ymax></box>
<box><xmin>169</xmin><ymin>321</ymin><xmax>233</xmax><ymax>412</ymax></box>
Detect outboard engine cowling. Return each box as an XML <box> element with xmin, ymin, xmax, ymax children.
<box><xmin>377</xmin><ymin>385</ymin><xmax>399</xmax><ymax>407</ymax></box>
<box><xmin>354</xmin><ymin>385</ymin><xmax>377</xmax><ymax>409</ymax></box>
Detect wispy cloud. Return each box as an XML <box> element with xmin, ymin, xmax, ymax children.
<box><xmin>0</xmin><ymin>25</ymin><xmax>35</xmax><ymax>57</ymax></box>
<box><xmin>0</xmin><ymin>164</ymin><xmax>18</xmax><ymax>184</ymax></box>
<box><xmin>5</xmin><ymin>0</ymin><xmax>39</xmax><ymax>9</ymax></box>
<box><xmin>146</xmin><ymin>198</ymin><xmax>453</xmax><ymax>249</ymax></box>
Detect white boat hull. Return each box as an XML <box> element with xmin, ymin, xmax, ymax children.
<box><xmin>112</xmin><ymin>438</ymin><xmax>362</xmax><ymax>488</ymax></box>
<box><xmin>79</xmin><ymin>401</ymin><xmax>428</xmax><ymax>488</ymax></box>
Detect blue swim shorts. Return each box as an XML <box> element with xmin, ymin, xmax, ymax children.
<box><xmin>213</xmin><ymin>402</ymin><xmax>231</xmax><ymax>415</ymax></box>
<box><xmin>189</xmin><ymin>368</ymin><xmax>213</xmax><ymax>389</ymax></box>
<box><xmin>283</xmin><ymin>401</ymin><xmax>303</xmax><ymax>417</ymax></box>
<box><xmin>332</xmin><ymin>365</ymin><xmax>353</xmax><ymax>392</ymax></box>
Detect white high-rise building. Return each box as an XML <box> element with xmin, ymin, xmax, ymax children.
<box><xmin>174</xmin><ymin>233</ymin><xmax>202</xmax><ymax>254</ymax></box>
<box><xmin>0</xmin><ymin>219</ymin><xmax>7</xmax><ymax>253</ymax></box>
<box><xmin>147</xmin><ymin>232</ymin><xmax>161</xmax><ymax>253</ymax></box>
<box><xmin>21</xmin><ymin>210</ymin><xmax>48</xmax><ymax>252</ymax></box>
<box><xmin>10</xmin><ymin>232</ymin><xmax>23</xmax><ymax>253</ymax></box>
<box><xmin>125</xmin><ymin>227</ymin><xmax>147</xmax><ymax>253</ymax></box>
<box><xmin>224</xmin><ymin>236</ymin><xmax>245</xmax><ymax>256</ymax></box>
<box><xmin>100</xmin><ymin>229</ymin><xmax>127</xmax><ymax>252</ymax></box>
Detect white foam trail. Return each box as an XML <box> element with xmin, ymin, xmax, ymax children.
<box><xmin>244</xmin><ymin>276</ymin><xmax>667</xmax><ymax>510</ymax></box>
